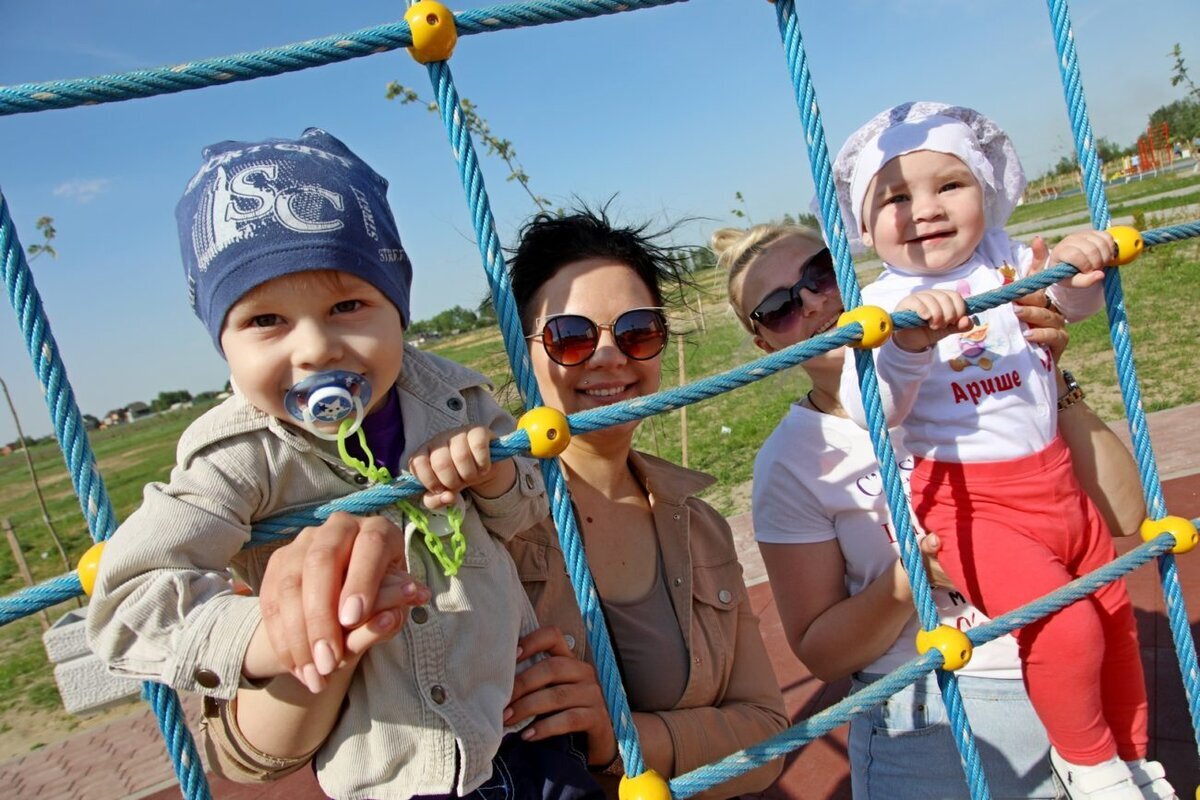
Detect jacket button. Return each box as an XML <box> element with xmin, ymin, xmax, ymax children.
<box><xmin>194</xmin><ymin>668</ymin><xmax>221</xmax><ymax>689</ymax></box>
<box><xmin>673</xmin><ymin>577</ymin><xmax>683</xmax><ymax>587</ymax></box>
<box><xmin>563</xmin><ymin>634</ymin><xmax>576</xmax><ymax>650</ymax></box>
<box><xmin>673</xmin><ymin>513</ymin><xmax>680</xmax><ymax>520</ymax></box>
<box><xmin>446</xmin><ymin>397</ymin><xmax>464</xmax><ymax>411</ymax></box>
<box><xmin>718</xmin><ymin>589</ymin><xmax>733</xmax><ymax>604</ymax></box>
<box><xmin>410</xmin><ymin>607</ymin><xmax>428</xmax><ymax>624</ymax></box>
<box><xmin>354</xmin><ymin>475</ymin><xmax>368</xmax><ymax>484</ymax></box>
<box><xmin>430</xmin><ymin>685</ymin><xmax>447</xmax><ymax>704</ymax></box>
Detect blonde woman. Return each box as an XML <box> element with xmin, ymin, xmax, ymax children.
<box><xmin>716</xmin><ymin>223</ymin><xmax>1146</xmax><ymax>800</ymax></box>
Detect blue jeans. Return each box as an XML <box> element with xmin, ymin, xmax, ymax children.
<box><xmin>340</xmin><ymin>733</ymin><xmax>603</xmax><ymax>800</ymax></box>
<box><xmin>848</xmin><ymin>672</ymin><xmax>1060</xmax><ymax>799</ymax></box>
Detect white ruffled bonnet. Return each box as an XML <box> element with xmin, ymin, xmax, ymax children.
<box><xmin>823</xmin><ymin>101</ymin><xmax>1027</xmax><ymax>253</ymax></box>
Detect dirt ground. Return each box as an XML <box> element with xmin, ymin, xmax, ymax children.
<box><xmin>0</xmin><ymin>695</ymin><xmax>141</xmax><ymax>762</ymax></box>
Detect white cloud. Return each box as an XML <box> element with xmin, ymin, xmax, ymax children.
<box><xmin>53</xmin><ymin>179</ymin><xmax>111</xmax><ymax>204</ymax></box>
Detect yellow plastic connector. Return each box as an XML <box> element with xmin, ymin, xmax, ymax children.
<box><xmin>405</xmin><ymin>1</ymin><xmax>457</xmax><ymax>64</ymax></box>
<box><xmin>76</xmin><ymin>541</ymin><xmax>106</xmax><ymax>596</ymax></box>
<box><xmin>1140</xmin><ymin>515</ymin><xmax>1198</xmax><ymax>555</ymax></box>
<box><xmin>915</xmin><ymin>625</ymin><xmax>973</xmax><ymax>671</ymax></box>
<box><xmin>518</xmin><ymin>406</ymin><xmax>571</xmax><ymax>458</ymax></box>
<box><xmin>619</xmin><ymin>769</ymin><xmax>671</xmax><ymax>800</ymax></box>
<box><xmin>1106</xmin><ymin>225</ymin><xmax>1144</xmax><ymax>266</ymax></box>
<box><xmin>837</xmin><ymin>305</ymin><xmax>893</xmax><ymax>349</ymax></box>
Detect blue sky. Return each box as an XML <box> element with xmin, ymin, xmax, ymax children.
<box><xmin>0</xmin><ymin>0</ymin><xmax>1197</xmax><ymax>444</ymax></box>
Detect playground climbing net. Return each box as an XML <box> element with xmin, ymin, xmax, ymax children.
<box><xmin>1</xmin><ymin>1</ymin><xmax>1198</xmax><ymax>799</ymax></box>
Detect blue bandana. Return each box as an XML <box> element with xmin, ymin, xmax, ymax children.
<box><xmin>176</xmin><ymin>128</ymin><xmax>412</xmax><ymax>352</ymax></box>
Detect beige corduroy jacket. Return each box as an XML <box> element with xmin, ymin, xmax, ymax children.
<box><xmin>87</xmin><ymin>345</ymin><xmax>547</xmax><ymax>800</ymax></box>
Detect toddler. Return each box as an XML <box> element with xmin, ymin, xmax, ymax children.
<box><xmin>87</xmin><ymin>129</ymin><xmax>602</xmax><ymax>800</ymax></box>
<box><xmin>833</xmin><ymin>102</ymin><xmax>1172</xmax><ymax>800</ymax></box>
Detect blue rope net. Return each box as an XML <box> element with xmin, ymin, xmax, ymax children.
<box><xmin>0</xmin><ymin>1</ymin><xmax>1197</xmax><ymax>798</ymax></box>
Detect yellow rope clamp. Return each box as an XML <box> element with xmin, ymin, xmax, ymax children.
<box><xmin>619</xmin><ymin>769</ymin><xmax>671</xmax><ymax>800</ymax></box>
<box><xmin>405</xmin><ymin>1</ymin><xmax>458</xmax><ymax>64</ymax></box>
<box><xmin>76</xmin><ymin>541</ymin><xmax>106</xmax><ymax>596</ymax></box>
<box><xmin>1140</xmin><ymin>515</ymin><xmax>1199</xmax><ymax>555</ymax></box>
<box><xmin>518</xmin><ymin>406</ymin><xmax>572</xmax><ymax>458</ymax></box>
<box><xmin>837</xmin><ymin>305</ymin><xmax>894</xmax><ymax>349</ymax></box>
<box><xmin>1106</xmin><ymin>225</ymin><xmax>1144</xmax><ymax>266</ymax></box>
<box><xmin>915</xmin><ymin>625</ymin><xmax>974</xmax><ymax>671</ymax></box>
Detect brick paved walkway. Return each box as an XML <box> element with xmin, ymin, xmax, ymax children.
<box><xmin>3</xmin><ymin>404</ymin><xmax>1197</xmax><ymax>800</ymax></box>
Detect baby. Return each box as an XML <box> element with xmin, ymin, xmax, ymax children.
<box><xmin>833</xmin><ymin>102</ymin><xmax>1172</xmax><ymax>800</ymax></box>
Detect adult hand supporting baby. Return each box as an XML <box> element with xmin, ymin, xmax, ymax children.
<box><xmin>251</xmin><ymin>512</ymin><xmax>430</xmax><ymax>693</ymax></box>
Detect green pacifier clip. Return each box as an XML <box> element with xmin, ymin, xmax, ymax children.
<box><xmin>336</xmin><ymin>420</ymin><xmax>467</xmax><ymax>577</ymax></box>
<box><xmin>395</xmin><ymin>499</ymin><xmax>468</xmax><ymax>578</ymax></box>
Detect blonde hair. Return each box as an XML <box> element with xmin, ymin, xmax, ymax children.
<box><xmin>711</xmin><ymin>223</ymin><xmax>825</xmax><ymax>333</ymax></box>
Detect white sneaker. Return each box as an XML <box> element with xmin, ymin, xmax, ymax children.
<box><xmin>1049</xmin><ymin>748</ymin><xmax>1143</xmax><ymax>799</ymax></box>
<box><xmin>1124</xmin><ymin>758</ymin><xmax>1178</xmax><ymax>799</ymax></box>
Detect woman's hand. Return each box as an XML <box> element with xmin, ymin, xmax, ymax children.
<box><xmin>252</xmin><ymin>512</ymin><xmax>430</xmax><ymax>693</ymax></box>
<box><xmin>505</xmin><ymin>626</ymin><xmax>617</xmax><ymax>768</ymax></box>
<box><xmin>1014</xmin><ymin>236</ymin><xmax>1069</xmax><ymax>362</ymax></box>
<box><xmin>919</xmin><ymin>533</ymin><xmax>954</xmax><ymax>590</ymax></box>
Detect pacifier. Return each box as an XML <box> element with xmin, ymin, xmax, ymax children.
<box><xmin>283</xmin><ymin>370</ymin><xmax>372</xmax><ymax>440</ymax></box>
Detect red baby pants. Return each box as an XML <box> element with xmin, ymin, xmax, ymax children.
<box><xmin>911</xmin><ymin>436</ymin><xmax>1148</xmax><ymax>765</ymax></box>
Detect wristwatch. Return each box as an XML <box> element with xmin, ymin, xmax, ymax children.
<box><xmin>1057</xmin><ymin>369</ymin><xmax>1086</xmax><ymax>411</ymax></box>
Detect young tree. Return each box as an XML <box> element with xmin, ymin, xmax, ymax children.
<box><xmin>1170</xmin><ymin>43</ymin><xmax>1200</xmax><ymax>102</ymax></box>
<box><xmin>26</xmin><ymin>217</ymin><xmax>57</xmax><ymax>261</ymax></box>
<box><xmin>385</xmin><ymin>83</ymin><xmax>551</xmax><ymax>213</ymax></box>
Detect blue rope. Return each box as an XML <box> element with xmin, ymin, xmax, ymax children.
<box><xmin>1143</xmin><ymin>220</ymin><xmax>1200</xmax><ymax>246</ymax></box>
<box><xmin>772</xmin><ymin>1</ymin><xmax>989</xmax><ymax>795</ymax></box>
<box><xmin>1047</xmin><ymin>0</ymin><xmax>1200</xmax><ymax>754</ymax></box>
<box><xmin>419</xmin><ymin>57</ymin><xmax>647</xmax><ymax>778</ymax></box>
<box><xmin>0</xmin><ymin>574</ymin><xmax>83</xmax><ymax>626</ymax></box>
<box><xmin>0</xmin><ymin>194</ymin><xmax>209</xmax><ymax>796</ymax></box>
<box><xmin>670</xmin><ymin>532</ymin><xmax>1179</xmax><ymax>797</ymax></box>
<box><xmin>0</xmin><ymin>0</ymin><xmax>688</xmax><ymax>117</ymax></box>
<box><xmin>0</xmin><ymin>192</ymin><xmax>117</xmax><ymax>543</ymax></box>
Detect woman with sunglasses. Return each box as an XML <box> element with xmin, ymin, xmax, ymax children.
<box><xmin>716</xmin><ymin>223</ymin><xmax>1146</xmax><ymax>799</ymax></box>
<box><xmin>501</xmin><ymin>208</ymin><xmax>789</xmax><ymax>798</ymax></box>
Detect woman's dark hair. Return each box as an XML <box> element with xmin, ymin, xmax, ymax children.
<box><xmin>509</xmin><ymin>203</ymin><xmax>692</xmax><ymax>333</ymax></box>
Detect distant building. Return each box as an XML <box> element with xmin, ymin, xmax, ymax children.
<box><xmin>125</xmin><ymin>402</ymin><xmax>152</xmax><ymax>423</ymax></box>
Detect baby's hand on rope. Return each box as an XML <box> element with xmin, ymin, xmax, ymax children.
<box><xmin>253</xmin><ymin>512</ymin><xmax>429</xmax><ymax>693</ymax></box>
<box><xmin>1050</xmin><ymin>229</ymin><xmax>1118</xmax><ymax>289</ymax></box>
<box><xmin>893</xmin><ymin>290</ymin><xmax>972</xmax><ymax>353</ymax></box>
<box><xmin>409</xmin><ymin>425</ymin><xmax>515</xmax><ymax>509</ymax></box>
<box><xmin>505</xmin><ymin>626</ymin><xmax>618</xmax><ymax>769</ymax></box>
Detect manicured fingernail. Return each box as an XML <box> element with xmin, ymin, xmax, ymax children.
<box><xmin>402</xmin><ymin>581</ymin><xmax>419</xmax><ymax>598</ymax></box>
<box><xmin>373</xmin><ymin>611</ymin><xmax>397</xmax><ymax>632</ymax></box>
<box><xmin>341</xmin><ymin>595</ymin><xmax>365</xmax><ymax>627</ymax></box>
<box><xmin>313</xmin><ymin>640</ymin><xmax>337</xmax><ymax>676</ymax></box>
<box><xmin>515</xmin><ymin>646</ymin><xmax>523</xmax><ymax>659</ymax></box>
<box><xmin>521</xmin><ymin>727</ymin><xmax>535</xmax><ymax>740</ymax></box>
<box><xmin>503</xmin><ymin>707</ymin><xmax>514</xmax><ymax>722</ymax></box>
<box><xmin>302</xmin><ymin>664</ymin><xmax>324</xmax><ymax>693</ymax></box>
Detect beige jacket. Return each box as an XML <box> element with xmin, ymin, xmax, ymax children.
<box><xmin>199</xmin><ymin>448</ymin><xmax>788</xmax><ymax>799</ymax></box>
<box><xmin>87</xmin><ymin>346</ymin><xmax>548</xmax><ymax>800</ymax></box>
<box><xmin>507</xmin><ymin>451</ymin><xmax>788</xmax><ymax>800</ymax></box>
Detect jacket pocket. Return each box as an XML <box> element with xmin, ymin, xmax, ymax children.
<box><xmin>689</xmin><ymin>560</ymin><xmax>745</xmax><ymax>684</ymax></box>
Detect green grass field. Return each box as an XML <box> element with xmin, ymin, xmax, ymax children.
<box><xmin>0</xmin><ymin>175</ymin><xmax>1196</xmax><ymax>750</ymax></box>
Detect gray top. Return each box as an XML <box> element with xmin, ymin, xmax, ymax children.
<box><xmin>603</xmin><ymin>552</ymin><xmax>690</xmax><ymax>712</ymax></box>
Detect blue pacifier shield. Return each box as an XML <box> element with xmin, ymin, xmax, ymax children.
<box><xmin>284</xmin><ymin>371</ymin><xmax>372</xmax><ymax>424</ymax></box>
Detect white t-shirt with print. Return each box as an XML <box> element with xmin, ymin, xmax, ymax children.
<box><xmin>838</xmin><ymin>230</ymin><xmax>1103</xmax><ymax>463</ymax></box>
<box><xmin>752</xmin><ymin>403</ymin><xmax>1021</xmax><ymax>678</ymax></box>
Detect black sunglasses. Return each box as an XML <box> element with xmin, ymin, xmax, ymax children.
<box><xmin>526</xmin><ymin>307</ymin><xmax>669</xmax><ymax>367</ymax></box>
<box><xmin>748</xmin><ymin>248</ymin><xmax>837</xmax><ymax>333</ymax></box>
